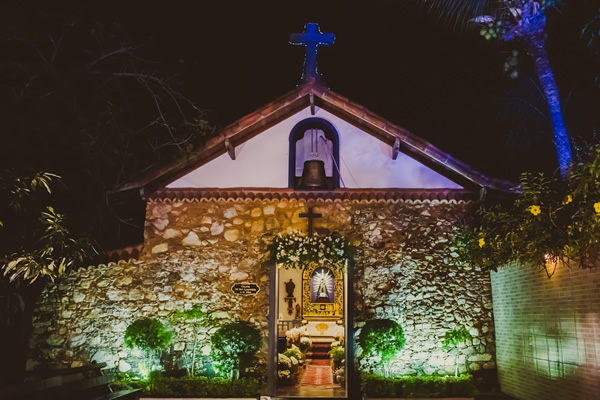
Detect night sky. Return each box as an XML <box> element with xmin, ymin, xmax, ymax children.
<box><xmin>111</xmin><ymin>0</ymin><xmax>599</xmax><ymax>180</ymax></box>
<box><xmin>3</xmin><ymin>1</ymin><xmax>599</xmax><ymax>179</ymax></box>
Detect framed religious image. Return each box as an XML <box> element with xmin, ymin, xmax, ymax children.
<box><xmin>311</xmin><ymin>267</ymin><xmax>334</xmax><ymax>303</ymax></box>
<box><xmin>302</xmin><ymin>263</ymin><xmax>343</xmax><ymax>317</ymax></box>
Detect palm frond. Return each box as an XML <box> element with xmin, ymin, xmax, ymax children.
<box><xmin>417</xmin><ymin>0</ymin><xmax>490</xmax><ymax>27</ymax></box>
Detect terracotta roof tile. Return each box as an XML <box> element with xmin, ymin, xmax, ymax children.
<box><xmin>148</xmin><ymin>188</ymin><xmax>476</xmax><ymax>204</ymax></box>
<box><xmin>106</xmin><ymin>244</ymin><xmax>143</xmax><ymax>262</ymax></box>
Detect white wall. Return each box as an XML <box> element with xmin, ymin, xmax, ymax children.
<box><xmin>167</xmin><ymin>106</ymin><xmax>461</xmax><ymax>189</ymax></box>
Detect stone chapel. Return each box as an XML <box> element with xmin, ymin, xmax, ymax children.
<box><xmin>29</xmin><ymin>23</ymin><xmax>515</xmax><ymax>397</ymax></box>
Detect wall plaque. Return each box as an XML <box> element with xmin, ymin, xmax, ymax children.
<box><xmin>231</xmin><ymin>282</ymin><xmax>260</xmax><ymax>295</ymax></box>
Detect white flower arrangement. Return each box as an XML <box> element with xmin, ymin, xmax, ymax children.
<box><xmin>285</xmin><ymin>326</ymin><xmax>309</xmax><ymax>343</ymax></box>
<box><xmin>277</xmin><ymin>353</ymin><xmax>292</xmax><ymax>368</ymax></box>
<box><xmin>270</xmin><ymin>232</ymin><xmax>351</xmax><ymax>270</ymax></box>
<box><xmin>278</xmin><ymin>369</ymin><xmax>291</xmax><ymax>379</ymax></box>
<box><xmin>283</xmin><ymin>344</ymin><xmax>304</xmax><ymax>361</ymax></box>
<box><xmin>334</xmin><ymin>366</ymin><xmax>345</xmax><ymax>384</ymax></box>
<box><xmin>299</xmin><ymin>335</ymin><xmax>312</xmax><ymax>352</ymax></box>
<box><xmin>333</xmin><ymin>325</ymin><xmax>345</xmax><ymax>345</ymax></box>
<box><xmin>278</xmin><ymin>353</ymin><xmax>292</xmax><ymax>369</ymax></box>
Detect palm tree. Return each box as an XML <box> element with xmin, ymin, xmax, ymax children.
<box><xmin>420</xmin><ymin>0</ymin><xmax>573</xmax><ymax>176</ymax></box>
<box><xmin>581</xmin><ymin>8</ymin><xmax>600</xmax><ymax>89</ymax></box>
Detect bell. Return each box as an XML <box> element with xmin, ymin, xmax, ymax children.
<box><xmin>299</xmin><ymin>160</ymin><xmax>327</xmax><ymax>189</ymax></box>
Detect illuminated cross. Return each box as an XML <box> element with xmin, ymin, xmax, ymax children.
<box><xmin>299</xmin><ymin>207</ymin><xmax>322</xmax><ymax>236</ymax></box>
<box><xmin>289</xmin><ymin>23</ymin><xmax>335</xmax><ymax>82</ymax></box>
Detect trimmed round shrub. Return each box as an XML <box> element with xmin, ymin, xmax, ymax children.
<box><xmin>210</xmin><ymin>321</ymin><xmax>262</xmax><ymax>379</ymax></box>
<box><xmin>358</xmin><ymin>319</ymin><xmax>405</xmax><ymax>376</ymax></box>
<box><xmin>124</xmin><ymin>318</ymin><xmax>173</xmax><ymax>351</ymax></box>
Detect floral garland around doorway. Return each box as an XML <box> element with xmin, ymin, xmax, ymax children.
<box><xmin>269</xmin><ymin>233</ymin><xmax>352</xmax><ymax>270</ymax></box>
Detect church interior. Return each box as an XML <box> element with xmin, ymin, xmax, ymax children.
<box><xmin>275</xmin><ymin>261</ymin><xmax>347</xmax><ymax>396</ymax></box>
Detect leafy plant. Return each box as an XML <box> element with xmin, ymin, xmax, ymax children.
<box><xmin>361</xmin><ymin>373</ymin><xmax>475</xmax><ymax>398</ymax></box>
<box><xmin>443</xmin><ymin>327</ymin><xmax>473</xmax><ymax>350</ymax></box>
<box><xmin>210</xmin><ymin>322</ymin><xmax>262</xmax><ymax>380</ymax></box>
<box><xmin>358</xmin><ymin>319</ymin><xmax>406</xmax><ymax>377</ymax></box>
<box><xmin>442</xmin><ymin>327</ymin><xmax>473</xmax><ymax>377</ymax></box>
<box><xmin>172</xmin><ymin>305</ymin><xmax>213</xmax><ymax>375</ymax></box>
<box><xmin>417</xmin><ymin>0</ymin><xmax>573</xmax><ymax>175</ymax></box>
<box><xmin>329</xmin><ymin>344</ymin><xmax>345</xmax><ymax>369</ymax></box>
<box><xmin>1</xmin><ymin>5</ymin><xmax>214</xmax><ymax>252</ymax></box>
<box><xmin>277</xmin><ymin>353</ymin><xmax>296</xmax><ymax>385</ymax></box>
<box><xmin>1</xmin><ymin>172</ymin><xmax>97</xmax><ymax>285</ymax></box>
<box><xmin>283</xmin><ymin>344</ymin><xmax>303</xmax><ymax>363</ymax></box>
<box><xmin>455</xmin><ymin>145</ymin><xmax>600</xmax><ymax>275</ymax></box>
<box><xmin>143</xmin><ymin>372</ymin><xmax>261</xmax><ymax>397</ymax></box>
<box><xmin>124</xmin><ymin>318</ymin><xmax>173</xmax><ymax>378</ymax></box>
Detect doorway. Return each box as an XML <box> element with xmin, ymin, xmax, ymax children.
<box><xmin>269</xmin><ymin>262</ymin><xmax>348</xmax><ymax>398</ymax></box>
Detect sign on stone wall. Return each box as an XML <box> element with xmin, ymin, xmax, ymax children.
<box><xmin>231</xmin><ymin>282</ymin><xmax>260</xmax><ymax>295</ymax></box>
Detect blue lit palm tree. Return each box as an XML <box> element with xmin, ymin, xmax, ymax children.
<box><xmin>420</xmin><ymin>0</ymin><xmax>573</xmax><ymax>176</ymax></box>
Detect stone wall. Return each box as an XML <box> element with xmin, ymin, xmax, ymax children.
<box><xmin>30</xmin><ymin>254</ymin><xmax>270</xmax><ymax>374</ymax></box>
<box><xmin>30</xmin><ymin>195</ymin><xmax>496</xmax><ymax>378</ymax></box>
<box><xmin>349</xmin><ymin>200</ymin><xmax>495</xmax><ymax>376</ymax></box>
<box><xmin>491</xmin><ymin>262</ymin><xmax>600</xmax><ymax>400</ymax></box>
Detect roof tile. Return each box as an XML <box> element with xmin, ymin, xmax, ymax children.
<box><xmin>149</xmin><ymin>188</ymin><xmax>475</xmax><ymax>204</ymax></box>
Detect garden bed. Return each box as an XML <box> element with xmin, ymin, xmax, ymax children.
<box><xmin>361</xmin><ymin>374</ymin><xmax>475</xmax><ymax>399</ymax></box>
<box><xmin>114</xmin><ymin>374</ymin><xmax>262</xmax><ymax>398</ymax></box>
<box><xmin>364</xmin><ymin>397</ymin><xmax>473</xmax><ymax>400</ymax></box>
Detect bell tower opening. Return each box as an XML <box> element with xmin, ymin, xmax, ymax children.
<box><xmin>289</xmin><ymin>118</ymin><xmax>340</xmax><ymax>190</ymax></box>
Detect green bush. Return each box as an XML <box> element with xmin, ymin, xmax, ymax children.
<box><xmin>358</xmin><ymin>319</ymin><xmax>405</xmax><ymax>377</ymax></box>
<box><xmin>447</xmin><ymin>374</ymin><xmax>476</xmax><ymax>397</ymax></box>
<box><xmin>124</xmin><ymin>318</ymin><xmax>173</xmax><ymax>377</ymax></box>
<box><xmin>172</xmin><ymin>305</ymin><xmax>213</xmax><ymax>375</ymax></box>
<box><xmin>329</xmin><ymin>345</ymin><xmax>344</xmax><ymax>369</ymax></box>
<box><xmin>124</xmin><ymin>318</ymin><xmax>173</xmax><ymax>351</ymax></box>
<box><xmin>361</xmin><ymin>374</ymin><xmax>396</xmax><ymax>397</ymax></box>
<box><xmin>443</xmin><ymin>326</ymin><xmax>473</xmax><ymax>377</ymax></box>
<box><xmin>402</xmin><ymin>375</ymin><xmax>447</xmax><ymax>398</ymax></box>
<box><xmin>455</xmin><ymin>146</ymin><xmax>600</xmax><ymax>273</ymax></box>
<box><xmin>210</xmin><ymin>321</ymin><xmax>262</xmax><ymax>379</ymax></box>
<box><xmin>146</xmin><ymin>371</ymin><xmax>261</xmax><ymax>397</ymax></box>
<box><xmin>111</xmin><ymin>372</ymin><xmax>147</xmax><ymax>392</ymax></box>
<box><xmin>283</xmin><ymin>344</ymin><xmax>303</xmax><ymax>362</ymax></box>
<box><xmin>361</xmin><ymin>373</ymin><xmax>474</xmax><ymax>398</ymax></box>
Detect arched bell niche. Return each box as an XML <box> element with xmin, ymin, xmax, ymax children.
<box><xmin>289</xmin><ymin>118</ymin><xmax>340</xmax><ymax>190</ymax></box>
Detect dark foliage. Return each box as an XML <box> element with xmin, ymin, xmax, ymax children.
<box><xmin>210</xmin><ymin>322</ymin><xmax>263</xmax><ymax>379</ymax></box>
<box><xmin>113</xmin><ymin>371</ymin><xmax>261</xmax><ymax>398</ymax></box>
<box><xmin>0</xmin><ymin>3</ymin><xmax>213</xmax><ymax>250</ymax></box>
<box><xmin>358</xmin><ymin>319</ymin><xmax>406</xmax><ymax>364</ymax></box>
<box><xmin>361</xmin><ymin>373</ymin><xmax>475</xmax><ymax>398</ymax></box>
<box><xmin>124</xmin><ymin>318</ymin><xmax>173</xmax><ymax>351</ymax></box>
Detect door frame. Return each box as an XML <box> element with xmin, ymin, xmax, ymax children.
<box><xmin>267</xmin><ymin>261</ymin><xmax>354</xmax><ymax>397</ymax></box>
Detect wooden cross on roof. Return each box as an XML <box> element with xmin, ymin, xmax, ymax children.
<box><xmin>289</xmin><ymin>23</ymin><xmax>335</xmax><ymax>82</ymax></box>
<box><xmin>299</xmin><ymin>207</ymin><xmax>322</xmax><ymax>236</ymax></box>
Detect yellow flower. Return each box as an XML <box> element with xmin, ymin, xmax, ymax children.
<box><xmin>562</xmin><ymin>195</ymin><xmax>572</xmax><ymax>205</ymax></box>
<box><xmin>528</xmin><ymin>205</ymin><xmax>541</xmax><ymax>216</ymax></box>
<box><xmin>478</xmin><ymin>238</ymin><xmax>485</xmax><ymax>248</ymax></box>
<box><xmin>594</xmin><ymin>202</ymin><xmax>600</xmax><ymax>213</ymax></box>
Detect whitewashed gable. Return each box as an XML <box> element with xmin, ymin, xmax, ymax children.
<box><xmin>167</xmin><ymin>107</ymin><xmax>461</xmax><ymax>189</ymax></box>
